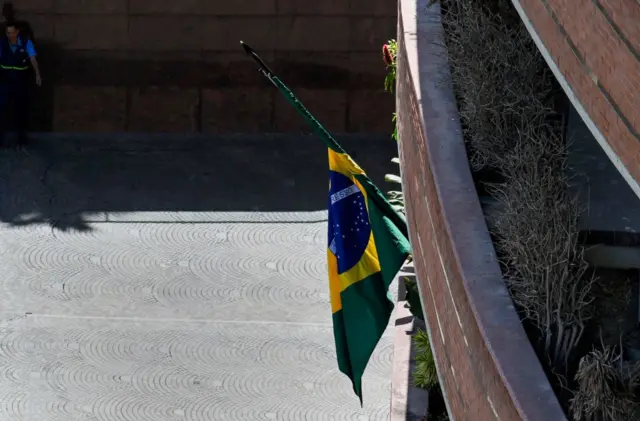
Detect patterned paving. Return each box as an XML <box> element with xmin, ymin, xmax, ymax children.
<box><xmin>0</xmin><ymin>136</ymin><xmax>398</xmax><ymax>420</ymax></box>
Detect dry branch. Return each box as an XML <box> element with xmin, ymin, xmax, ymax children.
<box><xmin>442</xmin><ymin>0</ymin><xmax>594</xmax><ymax>375</ymax></box>
<box><xmin>571</xmin><ymin>346</ymin><xmax>640</xmax><ymax>421</ymax></box>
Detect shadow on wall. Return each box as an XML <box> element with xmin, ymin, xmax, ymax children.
<box><xmin>22</xmin><ymin>44</ymin><xmax>388</xmax><ymax>133</ymax></box>
<box><xmin>0</xmin><ymin>135</ymin><xmax>397</xmax><ymax>232</ymax></box>
<box><xmin>1</xmin><ymin>5</ymin><xmax>393</xmax><ymax>133</ymax></box>
<box><xmin>29</xmin><ymin>40</ymin><xmax>59</xmax><ymax>131</ymax></box>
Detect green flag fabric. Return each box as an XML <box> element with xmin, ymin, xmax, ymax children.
<box><xmin>253</xmin><ymin>63</ymin><xmax>411</xmax><ymax>402</ymax></box>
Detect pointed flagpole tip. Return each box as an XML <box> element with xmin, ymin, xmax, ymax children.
<box><xmin>240</xmin><ymin>41</ymin><xmax>253</xmax><ymax>55</ymax></box>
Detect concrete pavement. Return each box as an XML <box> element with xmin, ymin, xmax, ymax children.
<box><xmin>0</xmin><ymin>135</ymin><xmax>399</xmax><ymax>421</ymax></box>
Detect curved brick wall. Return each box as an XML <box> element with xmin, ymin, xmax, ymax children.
<box><xmin>396</xmin><ymin>1</ymin><xmax>566</xmax><ymax>419</ymax></box>
<box><xmin>510</xmin><ymin>0</ymin><xmax>640</xmax><ymax>197</ymax></box>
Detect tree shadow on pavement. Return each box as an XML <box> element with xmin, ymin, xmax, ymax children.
<box><xmin>0</xmin><ymin>134</ymin><xmax>399</xmax><ymax>231</ymax></box>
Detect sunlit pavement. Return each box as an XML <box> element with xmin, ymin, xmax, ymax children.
<box><xmin>0</xmin><ymin>135</ymin><xmax>397</xmax><ymax>420</ymax></box>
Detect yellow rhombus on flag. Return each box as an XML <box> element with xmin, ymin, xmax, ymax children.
<box><xmin>326</xmin><ymin>146</ymin><xmax>411</xmax><ymax>403</ymax></box>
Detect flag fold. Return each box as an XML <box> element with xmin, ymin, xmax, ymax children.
<box><xmin>241</xmin><ymin>42</ymin><xmax>411</xmax><ymax>403</ymax></box>
<box><xmin>327</xmin><ymin>147</ymin><xmax>410</xmax><ymax>402</ymax></box>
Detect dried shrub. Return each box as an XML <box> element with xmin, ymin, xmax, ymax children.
<box><xmin>570</xmin><ymin>346</ymin><xmax>640</xmax><ymax>421</ymax></box>
<box><xmin>442</xmin><ymin>0</ymin><xmax>557</xmax><ymax>171</ymax></box>
<box><xmin>590</xmin><ymin>271</ymin><xmax>638</xmax><ymax>353</ymax></box>
<box><xmin>489</xmin><ymin>124</ymin><xmax>595</xmax><ymax>371</ymax></box>
<box><xmin>441</xmin><ymin>0</ymin><xmax>594</xmax><ymax>376</ymax></box>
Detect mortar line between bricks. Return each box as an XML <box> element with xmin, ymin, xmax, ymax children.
<box><xmin>591</xmin><ymin>0</ymin><xmax>640</xmax><ymax>63</ymax></box>
<box><xmin>23</xmin><ymin>313</ymin><xmax>334</xmax><ymax>327</ymax></box>
<box><xmin>538</xmin><ymin>0</ymin><xmax>640</xmax><ymax>143</ymax></box>
<box><xmin>512</xmin><ymin>0</ymin><xmax>640</xmax><ymax>199</ymax></box>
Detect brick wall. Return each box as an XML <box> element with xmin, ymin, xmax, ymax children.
<box><xmin>397</xmin><ymin>0</ymin><xmax>566</xmax><ymax>419</ymax></box>
<box><xmin>13</xmin><ymin>0</ymin><xmax>396</xmax><ymax>133</ymax></box>
<box><xmin>512</xmin><ymin>0</ymin><xmax>640</xmax><ymax>190</ymax></box>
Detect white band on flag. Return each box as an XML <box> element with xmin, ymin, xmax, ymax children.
<box><xmin>330</xmin><ymin>185</ymin><xmax>359</xmax><ymax>205</ymax></box>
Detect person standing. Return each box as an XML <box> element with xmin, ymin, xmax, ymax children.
<box><xmin>0</xmin><ymin>20</ymin><xmax>41</xmax><ymax>148</ymax></box>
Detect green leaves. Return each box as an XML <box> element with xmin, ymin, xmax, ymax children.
<box><xmin>383</xmin><ymin>39</ymin><xmax>398</xmax><ymax>94</ymax></box>
<box><xmin>385</xmin><ymin>159</ymin><xmax>404</xmax><ymax>214</ymax></box>
<box><xmin>413</xmin><ymin>329</ymin><xmax>439</xmax><ymax>390</ymax></box>
<box><xmin>403</xmin><ymin>276</ymin><xmax>423</xmax><ymax>321</ymax></box>
<box><xmin>384</xmin><ymin>174</ymin><xmax>402</xmax><ymax>184</ymax></box>
<box><xmin>391</xmin><ymin>113</ymin><xmax>398</xmax><ymax>141</ymax></box>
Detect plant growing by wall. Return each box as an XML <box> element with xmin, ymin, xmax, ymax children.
<box><xmin>382</xmin><ymin>40</ymin><xmax>420</xmax><ymax>317</ymax></box>
<box><xmin>385</xmin><ymin>158</ymin><xmax>405</xmax><ymax>216</ymax></box>
<box><xmin>415</xmin><ymin>328</ymin><xmax>450</xmax><ymax>420</ymax></box>
<box><xmin>381</xmin><ymin>40</ymin><xmax>405</xmax><ymax>216</ymax></box>
<box><xmin>413</xmin><ymin>330</ymin><xmax>439</xmax><ymax>390</ymax></box>
<box><xmin>383</xmin><ymin>41</ymin><xmax>399</xmax><ymax>142</ymax></box>
<box><xmin>403</xmin><ymin>276</ymin><xmax>424</xmax><ymax>321</ymax></box>
<box><xmin>383</xmin><ymin>36</ymin><xmax>447</xmax><ymax>421</ymax></box>
<box><xmin>383</xmin><ymin>41</ymin><xmax>398</xmax><ymax>93</ymax></box>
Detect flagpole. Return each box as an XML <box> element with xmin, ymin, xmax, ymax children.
<box><xmin>241</xmin><ymin>42</ymin><xmax>411</xmax><ymax>405</ymax></box>
<box><xmin>240</xmin><ymin>41</ymin><xmax>409</xmax><ymax>234</ymax></box>
<box><xmin>240</xmin><ymin>41</ymin><xmax>347</xmax><ymax>154</ymax></box>
<box><xmin>240</xmin><ymin>41</ymin><xmax>277</xmax><ymax>87</ymax></box>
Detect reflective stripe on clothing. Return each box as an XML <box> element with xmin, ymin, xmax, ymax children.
<box><xmin>0</xmin><ymin>65</ymin><xmax>28</xmax><ymax>70</ymax></box>
<box><xmin>0</xmin><ymin>36</ymin><xmax>31</xmax><ymax>72</ymax></box>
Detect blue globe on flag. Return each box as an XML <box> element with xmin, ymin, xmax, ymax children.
<box><xmin>327</xmin><ymin>171</ymin><xmax>371</xmax><ymax>275</ymax></box>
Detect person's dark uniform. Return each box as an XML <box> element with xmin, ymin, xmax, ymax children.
<box><xmin>0</xmin><ymin>22</ymin><xmax>37</xmax><ymax>147</ymax></box>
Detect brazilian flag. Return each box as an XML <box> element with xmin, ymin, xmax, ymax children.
<box><xmin>280</xmin><ymin>81</ymin><xmax>412</xmax><ymax>402</ymax></box>
<box><xmin>240</xmin><ymin>42</ymin><xmax>411</xmax><ymax>402</ymax></box>
<box><xmin>326</xmin><ymin>147</ymin><xmax>411</xmax><ymax>402</ymax></box>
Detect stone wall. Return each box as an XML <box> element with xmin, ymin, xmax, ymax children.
<box><xmin>14</xmin><ymin>0</ymin><xmax>395</xmax><ymax>133</ymax></box>
<box><xmin>396</xmin><ymin>0</ymin><xmax>567</xmax><ymax>419</ymax></box>
<box><xmin>510</xmin><ymin>0</ymin><xmax>640</xmax><ymax>195</ymax></box>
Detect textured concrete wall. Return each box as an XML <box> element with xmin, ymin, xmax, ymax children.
<box><xmin>15</xmin><ymin>0</ymin><xmax>395</xmax><ymax>133</ymax></box>
<box><xmin>510</xmin><ymin>0</ymin><xmax>640</xmax><ymax>195</ymax></box>
<box><xmin>396</xmin><ymin>1</ymin><xmax>566</xmax><ymax>419</ymax></box>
